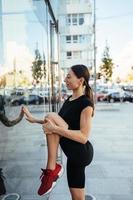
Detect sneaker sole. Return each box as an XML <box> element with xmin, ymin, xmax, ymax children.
<box><xmin>57</xmin><ymin>164</ymin><xmax>64</xmax><ymax>178</ymax></box>
<box><xmin>41</xmin><ymin>164</ymin><xmax>64</xmax><ymax>196</ymax></box>
<box><xmin>42</xmin><ymin>181</ymin><xmax>57</xmax><ymax>196</ymax></box>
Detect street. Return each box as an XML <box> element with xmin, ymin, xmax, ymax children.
<box><xmin>0</xmin><ymin>103</ymin><xmax>133</xmax><ymax>200</ymax></box>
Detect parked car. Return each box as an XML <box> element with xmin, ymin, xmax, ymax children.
<box><xmin>11</xmin><ymin>94</ymin><xmax>44</xmax><ymax>106</ymax></box>
<box><xmin>0</xmin><ymin>95</ymin><xmax>5</xmax><ymax>114</ymax></box>
<box><xmin>3</xmin><ymin>95</ymin><xmax>12</xmax><ymax>105</ymax></box>
<box><xmin>96</xmin><ymin>90</ymin><xmax>108</xmax><ymax>102</ymax></box>
<box><xmin>122</xmin><ymin>85</ymin><xmax>133</xmax><ymax>92</ymax></box>
<box><xmin>123</xmin><ymin>92</ymin><xmax>133</xmax><ymax>102</ymax></box>
<box><xmin>102</xmin><ymin>92</ymin><xmax>123</xmax><ymax>103</ymax></box>
<box><xmin>15</xmin><ymin>88</ymin><xmax>24</xmax><ymax>96</ymax></box>
<box><xmin>38</xmin><ymin>90</ymin><xmax>49</xmax><ymax>103</ymax></box>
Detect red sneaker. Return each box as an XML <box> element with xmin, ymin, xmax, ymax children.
<box><xmin>53</xmin><ymin>163</ymin><xmax>64</xmax><ymax>178</ymax></box>
<box><xmin>38</xmin><ymin>163</ymin><xmax>64</xmax><ymax>196</ymax></box>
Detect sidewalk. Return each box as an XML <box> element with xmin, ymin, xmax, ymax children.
<box><xmin>0</xmin><ymin>103</ymin><xmax>133</xmax><ymax>200</ymax></box>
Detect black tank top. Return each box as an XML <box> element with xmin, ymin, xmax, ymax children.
<box><xmin>58</xmin><ymin>95</ymin><xmax>93</xmax><ymax>130</ymax></box>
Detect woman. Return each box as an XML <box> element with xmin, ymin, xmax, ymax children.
<box><xmin>23</xmin><ymin>64</ymin><xmax>94</xmax><ymax>200</ymax></box>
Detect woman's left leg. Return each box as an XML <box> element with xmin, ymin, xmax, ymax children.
<box><xmin>70</xmin><ymin>188</ymin><xmax>85</xmax><ymax>200</ymax></box>
<box><xmin>67</xmin><ymin>160</ymin><xmax>86</xmax><ymax>200</ymax></box>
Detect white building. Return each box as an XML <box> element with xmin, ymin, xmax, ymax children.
<box><xmin>58</xmin><ymin>0</ymin><xmax>93</xmax><ymax>76</ymax></box>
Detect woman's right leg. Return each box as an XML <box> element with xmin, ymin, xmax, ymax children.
<box><xmin>38</xmin><ymin>112</ymin><xmax>68</xmax><ymax>196</ymax></box>
<box><xmin>45</xmin><ymin>112</ymin><xmax>68</xmax><ymax>170</ymax></box>
<box><xmin>45</xmin><ymin>112</ymin><xmax>68</xmax><ymax>129</ymax></box>
<box><xmin>46</xmin><ymin>134</ymin><xmax>60</xmax><ymax>170</ymax></box>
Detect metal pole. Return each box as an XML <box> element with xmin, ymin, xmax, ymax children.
<box><xmin>50</xmin><ymin>21</ymin><xmax>56</xmax><ymax>112</ymax></box>
<box><xmin>93</xmin><ymin>0</ymin><xmax>97</xmax><ymax>104</ymax></box>
<box><xmin>57</xmin><ymin>20</ymin><xmax>62</xmax><ymax>110</ymax></box>
<box><xmin>13</xmin><ymin>57</ymin><xmax>16</xmax><ymax>89</ymax></box>
<box><xmin>45</xmin><ymin>3</ymin><xmax>51</xmax><ymax>112</ymax></box>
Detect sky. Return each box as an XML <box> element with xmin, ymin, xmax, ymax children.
<box><xmin>1</xmin><ymin>0</ymin><xmax>133</xmax><ymax>79</ymax></box>
<box><xmin>96</xmin><ymin>0</ymin><xmax>133</xmax><ymax>78</ymax></box>
<box><xmin>1</xmin><ymin>0</ymin><xmax>46</xmax><ymax>74</ymax></box>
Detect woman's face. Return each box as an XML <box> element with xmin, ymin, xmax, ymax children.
<box><xmin>64</xmin><ymin>69</ymin><xmax>82</xmax><ymax>90</ymax></box>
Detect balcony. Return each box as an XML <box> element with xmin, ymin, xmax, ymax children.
<box><xmin>59</xmin><ymin>3</ymin><xmax>92</xmax><ymax>15</ymax></box>
<box><xmin>61</xmin><ymin>43</ymin><xmax>91</xmax><ymax>51</ymax></box>
<box><xmin>59</xmin><ymin>25</ymin><xmax>93</xmax><ymax>35</ymax></box>
<box><xmin>60</xmin><ymin>58</ymin><xmax>91</xmax><ymax>69</ymax></box>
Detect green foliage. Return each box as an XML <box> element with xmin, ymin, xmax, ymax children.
<box><xmin>100</xmin><ymin>45</ymin><xmax>114</xmax><ymax>81</ymax></box>
<box><xmin>96</xmin><ymin>72</ymin><xmax>101</xmax><ymax>79</ymax></box>
<box><xmin>31</xmin><ymin>49</ymin><xmax>46</xmax><ymax>85</ymax></box>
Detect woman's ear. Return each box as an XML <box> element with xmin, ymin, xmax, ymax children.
<box><xmin>79</xmin><ymin>77</ymin><xmax>84</xmax><ymax>85</ymax></box>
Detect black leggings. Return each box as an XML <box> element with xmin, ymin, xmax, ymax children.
<box><xmin>60</xmin><ymin>138</ymin><xmax>94</xmax><ymax>188</ymax></box>
<box><xmin>67</xmin><ymin>160</ymin><xmax>85</xmax><ymax>188</ymax></box>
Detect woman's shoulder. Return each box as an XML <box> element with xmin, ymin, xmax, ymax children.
<box><xmin>80</xmin><ymin>95</ymin><xmax>94</xmax><ymax>109</ymax></box>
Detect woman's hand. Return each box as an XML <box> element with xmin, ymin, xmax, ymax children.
<box><xmin>42</xmin><ymin>118</ymin><xmax>57</xmax><ymax>135</ymax></box>
<box><xmin>22</xmin><ymin>106</ymin><xmax>36</xmax><ymax>123</ymax></box>
<box><xmin>19</xmin><ymin>107</ymin><xmax>24</xmax><ymax>117</ymax></box>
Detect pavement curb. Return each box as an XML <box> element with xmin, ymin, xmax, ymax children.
<box><xmin>95</xmin><ymin>103</ymin><xmax>120</xmax><ymax>111</ymax></box>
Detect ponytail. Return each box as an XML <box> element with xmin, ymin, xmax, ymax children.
<box><xmin>85</xmin><ymin>83</ymin><xmax>95</xmax><ymax>116</ymax></box>
<box><xmin>70</xmin><ymin>64</ymin><xmax>94</xmax><ymax>115</ymax></box>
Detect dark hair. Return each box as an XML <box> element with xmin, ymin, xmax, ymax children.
<box><xmin>71</xmin><ymin>64</ymin><xmax>94</xmax><ymax>115</ymax></box>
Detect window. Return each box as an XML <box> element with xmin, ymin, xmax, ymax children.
<box><xmin>73</xmin><ymin>35</ymin><xmax>78</xmax><ymax>43</ymax></box>
<box><xmin>66</xmin><ymin>51</ymin><xmax>72</xmax><ymax>59</ymax></box>
<box><xmin>73</xmin><ymin>51</ymin><xmax>82</xmax><ymax>59</ymax></box>
<box><xmin>65</xmin><ymin>35</ymin><xmax>86</xmax><ymax>44</ymax></box>
<box><xmin>79</xmin><ymin>35</ymin><xmax>85</xmax><ymax>43</ymax></box>
<box><xmin>66</xmin><ymin>35</ymin><xmax>71</xmax><ymax>43</ymax></box>
<box><xmin>66</xmin><ymin>14</ymin><xmax>71</xmax><ymax>25</ymax></box>
<box><xmin>66</xmin><ymin>51</ymin><xmax>82</xmax><ymax>59</ymax></box>
<box><xmin>66</xmin><ymin>14</ymin><xmax>84</xmax><ymax>26</ymax></box>
<box><xmin>72</xmin><ymin>14</ymin><xmax>77</xmax><ymax>25</ymax></box>
<box><xmin>79</xmin><ymin>14</ymin><xmax>84</xmax><ymax>25</ymax></box>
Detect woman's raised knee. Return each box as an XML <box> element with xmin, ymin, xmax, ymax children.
<box><xmin>46</xmin><ymin>112</ymin><xmax>58</xmax><ymax>120</ymax></box>
<box><xmin>45</xmin><ymin>112</ymin><xmax>68</xmax><ymax>129</ymax></box>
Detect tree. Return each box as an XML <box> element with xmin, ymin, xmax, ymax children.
<box><xmin>100</xmin><ymin>45</ymin><xmax>114</xmax><ymax>82</ymax></box>
<box><xmin>0</xmin><ymin>75</ymin><xmax>6</xmax><ymax>88</ymax></box>
<box><xmin>31</xmin><ymin>49</ymin><xmax>46</xmax><ymax>85</ymax></box>
<box><xmin>96</xmin><ymin>72</ymin><xmax>101</xmax><ymax>79</ymax></box>
<box><xmin>126</xmin><ymin>66</ymin><xmax>133</xmax><ymax>82</ymax></box>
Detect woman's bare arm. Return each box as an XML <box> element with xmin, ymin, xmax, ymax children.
<box><xmin>43</xmin><ymin>106</ymin><xmax>93</xmax><ymax>144</ymax></box>
<box><xmin>22</xmin><ymin>106</ymin><xmax>44</xmax><ymax>124</ymax></box>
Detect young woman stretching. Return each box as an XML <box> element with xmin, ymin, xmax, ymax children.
<box><xmin>23</xmin><ymin>64</ymin><xmax>94</xmax><ymax>200</ymax></box>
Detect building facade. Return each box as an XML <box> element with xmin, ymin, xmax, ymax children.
<box><xmin>58</xmin><ymin>0</ymin><xmax>93</xmax><ymax>76</ymax></box>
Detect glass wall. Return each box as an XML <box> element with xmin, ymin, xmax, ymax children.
<box><xmin>0</xmin><ymin>0</ymin><xmax>60</xmax><ymax>197</ymax></box>
<box><xmin>0</xmin><ymin>0</ymin><xmax>60</xmax><ymax>115</ymax></box>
